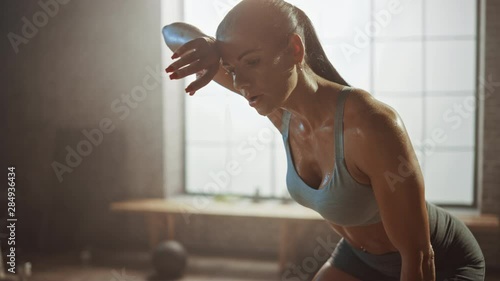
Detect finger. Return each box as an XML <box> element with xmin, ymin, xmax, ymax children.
<box><xmin>196</xmin><ymin>69</ymin><xmax>207</xmax><ymax>79</ymax></box>
<box><xmin>173</xmin><ymin>60</ymin><xmax>206</xmax><ymax>80</ymax></box>
<box><xmin>166</xmin><ymin>50</ymin><xmax>199</xmax><ymax>73</ymax></box>
<box><xmin>171</xmin><ymin>37</ymin><xmax>204</xmax><ymax>58</ymax></box>
<box><xmin>185</xmin><ymin>65</ymin><xmax>218</xmax><ymax>93</ymax></box>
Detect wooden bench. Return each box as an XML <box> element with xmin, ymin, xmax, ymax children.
<box><xmin>110</xmin><ymin>196</ymin><xmax>499</xmax><ymax>273</ymax></box>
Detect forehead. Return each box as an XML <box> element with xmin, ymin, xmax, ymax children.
<box><xmin>216</xmin><ymin>5</ymin><xmax>290</xmax><ymax>59</ymax></box>
<box><xmin>216</xmin><ymin>27</ymin><xmax>285</xmax><ymax>64</ymax></box>
<box><xmin>217</xmin><ymin>32</ymin><xmax>263</xmax><ymax>57</ymax></box>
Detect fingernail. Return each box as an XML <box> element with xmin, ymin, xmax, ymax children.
<box><xmin>185</xmin><ymin>86</ymin><xmax>193</xmax><ymax>93</ymax></box>
<box><xmin>165</xmin><ymin>65</ymin><xmax>175</xmax><ymax>73</ymax></box>
<box><xmin>169</xmin><ymin>73</ymin><xmax>178</xmax><ymax>79</ymax></box>
<box><xmin>171</xmin><ymin>53</ymin><xmax>179</xmax><ymax>59</ymax></box>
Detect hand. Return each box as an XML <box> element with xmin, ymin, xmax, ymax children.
<box><xmin>165</xmin><ymin>36</ymin><xmax>220</xmax><ymax>96</ymax></box>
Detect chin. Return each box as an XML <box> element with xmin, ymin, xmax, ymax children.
<box><xmin>258</xmin><ymin>105</ymin><xmax>277</xmax><ymax>117</ymax></box>
<box><xmin>254</xmin><ymin>107</ymin><xmax>267</xmax><ymax>116</ymax></box>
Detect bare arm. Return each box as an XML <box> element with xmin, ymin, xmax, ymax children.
<box><xmin>352</xmin><ymin>94</ymin><xmax>435</xmax><ymax>281</ymax></box>
<box><xmin>162</xmin><ymin>22</ymin><xmax>284</xmax><ymax>132</ymax></box>
<box><xmin>162</xmin><ymin>22</ymin><xmax>238</xmax><ymax>95</ymax></box>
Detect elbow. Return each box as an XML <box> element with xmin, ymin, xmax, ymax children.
<box><xmin>162</xmin><ymin>22</ymin><xmax>192</xmax><ymax>35</ymax></box>
<box><xmin>162</xmin><ymin>23</ymin><xmax>183</xmax><ymax>47</ymax></box>
<box><xmin>162</xmin><ymin>25</ymin><xmax>172</xmax><ymax>45</ymax></box>
<box><xmin>162</xmin><ymin>23</ymin><xmax>179</xmax><ymax>38</ymax></box>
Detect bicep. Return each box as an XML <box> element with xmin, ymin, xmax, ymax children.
<box><xmin>355</xmin><ymin>104</ymin><xmax>430</xmax><ymax>255</ymax></box>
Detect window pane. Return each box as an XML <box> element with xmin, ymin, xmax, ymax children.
<box><xmin>424</xmin><ymin>96</ymin><xmax>476</xmax><ymax>147</ymax></box>
<box><xmin>225</xmin><ymin>94</ymin><xmax>278</xmax><ymax>144</ymax></box>
<box><xmin>373</xmin><ymin>0</ymin><xmax>423</xmax><ymax>38</ymax></box>
<box><xmin>374</xmin><ymin>42</ymin><xmax>423</xmax><ymax>93</ymax></box>
<box><xmin>324</xmin><ymin>42</ymin><xmax>371</xmax><ymax>90</ymax></box>
<box><xmin>186</xmin><ymin>145</ymin><xmax>232</xmax><ymax>194</ymax></box>
<box><xmin>183</xmin><ymin>0</ymin><xmax>239</xmax><ymax>35</ymax></box>
<box><xmin>178</xmin><ymin>0</ymin><xmax>477</xmax><ymax>203</ymax></box>
<box><xmin>316</xmin><ymin>1</ymin><xmax>371</xmax><ymax>40</ymax></box>
<box><xmin>425</xmin><ymin>0</ymin><xmax>476</xmax><ymax>37</ymax></box>
<box><xmin>274</xmin><ymin>143</ymin><xmax>289</xmax><ymax>198</ymax></box>
<box><xmin>229</xmin><ymin>143</ymin><xmax>273</xmax><ymax>196</ymax></box>
<box><xmin>423</xmin><ymin>150</ymin><xmax>474</xmax><ymax>205</ymax></box>
<box><xmin>425</xmin><ymin>40</ymin><xmax>476</xmax><ymax>92</ymax></box>
<box><xmin>185</xmin><ymin>94</ymin><xmax>229</xmax><ymax>142</ymax></box>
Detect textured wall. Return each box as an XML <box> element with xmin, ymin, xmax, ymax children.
<box><xmin>481</xmin><ymin>0</ymin><xmax>500</xmax><ymax>216</ymax></box>
<box><xmin>477</xmin><ymin>0</ymin><xmax>500</xmax><ymax>270</ymax></box>
<box><xmin>3</xmin><ymin>0</ymin><xmax>164</xmax><ymax>253</ymax></box>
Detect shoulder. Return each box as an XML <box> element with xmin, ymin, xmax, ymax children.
<box><xmin>343</xmin><ymin>87</ymin><xmax>403</xmax><ymax>137</ymax></box>
<box><xmin>343</xmin><ymin>88</ymin><xmax>418</xmax><ymax>180</ymax></box>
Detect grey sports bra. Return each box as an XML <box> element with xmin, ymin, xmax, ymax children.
<box><xmin>282</xmin><ymin>86</ymin><xmax>382</xmax><ymax>226</ymax></box>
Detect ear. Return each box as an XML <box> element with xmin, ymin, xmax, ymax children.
<box><xmin>287</xmin><ymin>33</ymin><xmax>305</xmax><ymax>65</ymax></box>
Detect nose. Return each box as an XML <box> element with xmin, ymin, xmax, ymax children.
<box><xmin>232</xmin><ymin>69</ymin><xmax>251</xmax><ymax>95</ymax></box>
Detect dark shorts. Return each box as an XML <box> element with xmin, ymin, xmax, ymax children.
<box><xmin>328</xmin><ymin>201</ymin><xmax>486</xmax><ymax>281</ymax></box>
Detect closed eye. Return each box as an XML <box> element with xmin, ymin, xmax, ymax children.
<box><xmin>246</xmin><ymin>58</ymin><xmax>260</xmax><ymax>66</ymax></box>
<box><xmin>222</xmin><ymin>58</ymin><xmax>259</xmax><ymax>76</ymax></box>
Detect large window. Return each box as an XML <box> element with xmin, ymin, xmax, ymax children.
<box><xmin>179</xmin><ymin>0</ymin><xmax>478</xmax><ymax>206</ymax></box>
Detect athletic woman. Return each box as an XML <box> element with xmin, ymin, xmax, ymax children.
<box><xmin>163</xmin><ymin>1</ymin><xmax>485</xmax><ymax>280</ymax></box>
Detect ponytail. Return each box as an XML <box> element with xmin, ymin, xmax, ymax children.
<box><xmin>293</xmin><ymin>7</ymin><xmax>350</xmax><ymax>86</ymax></box>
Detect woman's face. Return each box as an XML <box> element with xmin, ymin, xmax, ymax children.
<box><xmin>216</xmin><ymin>21</ymin><xmax>299</xmax><ymax>116</ymax></box>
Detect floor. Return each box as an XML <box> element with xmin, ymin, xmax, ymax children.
<box><xmin>4</xmin><ymin>250</ymin><xmax>500</xmax><ymax>281</ymax></box>
<box><xmin>5</xmin><ymin>250</ymin><xmax>279</xmax><ymax>281</ymax></box>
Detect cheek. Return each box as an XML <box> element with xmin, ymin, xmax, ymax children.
<box><xmin>270</xmin><ymin>66</ymin><xmax>296</xmax><ymax>95</ymax></box>
<box><xmin>258</xmin><ymin>58</ymin><xmax>296</xmax><ymax>94</ymax></box>
<box><xmin>257</xmin><ymin>71</ymin><xmax>290</xmax><ymax>93</ymax></box>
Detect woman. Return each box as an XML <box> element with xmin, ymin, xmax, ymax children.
<box><xmin>163</xmin><ymin>0</ymin><xmax>485</xmax><ymax>280</ymax></box>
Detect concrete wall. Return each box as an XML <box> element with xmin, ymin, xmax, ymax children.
<box><xmin>477</xmin><ymin>0</ymin><xmax>500</xmax><ymax>270</ymax></box>
<box><xmin>481</xmin><ymin>0</ymin><xmax>500</xmax><ymax>216</ymax></box>
<box><xmin>2</xmin><ymin>0</ymin><xmax>163</xmax><ymax>253</ymax></box>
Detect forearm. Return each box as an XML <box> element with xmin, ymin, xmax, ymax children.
<box><xmin>162</xmin><ymin>22</ymin><xmax>238</xmax><ymax>94</ymax></box>
<box><xmin>162</xmin><ymin>22</ymin><xmax>211</xmax><ymax>53</ymax></box>
<box><xmin>400</xmin><ymin>251</ymin><xmax>435</xmax><ymax>281</ymax></box>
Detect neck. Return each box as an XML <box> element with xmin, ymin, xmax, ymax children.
<box><xmin>282</xmin><ymin>68</ymin><xmax>344</xmax><ymax>133</ymax></box>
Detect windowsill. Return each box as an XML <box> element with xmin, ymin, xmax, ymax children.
<box><xmin>442</xmin><ymin>206</ymin><xmax>481</xmax><ymax>216</ymax></box>
<box><xmin>167</xmin><ymin>194</ymin><xmax>499</xmax><ymax>229</ymax></box>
